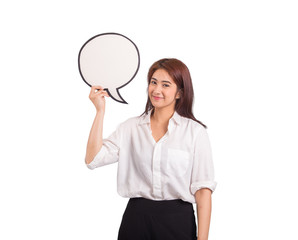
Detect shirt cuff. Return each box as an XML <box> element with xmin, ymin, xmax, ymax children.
<box><xmin>190</xmin><ymin>181</ymin><xmax>217</xmax><ymax>195</ymax></box>
<box><xmin>86</xmin><ymin>146</ymin><xmax>108</xmax><ymax>170</ymax></box>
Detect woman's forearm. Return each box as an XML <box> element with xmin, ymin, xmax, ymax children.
<box><xmin>195</xmin><ymin>188</ymin><xmax>212</xmax><ymax>240</ymax></box>
<box><xmin>85</xmin><ymin>111</ymin><xmax>104</xmax><ymax>164</ymax></box>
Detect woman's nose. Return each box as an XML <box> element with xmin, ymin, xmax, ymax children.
<box><xmin>153</xmin><ymin>84</ymin><xmax>162</xmax><ymax>93</ymax></box>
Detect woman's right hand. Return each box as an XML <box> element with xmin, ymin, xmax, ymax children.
<box><xmin>89</xmin><ymin>86</ymin><xmax>109</xmax><ymax>112</ymax></box>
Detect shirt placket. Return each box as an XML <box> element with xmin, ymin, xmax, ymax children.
<box><xmin>152</xmin><ymin>142</ymin><xmax>162</xmax><ymax>198</ymax></box>
<box><xmin>150</xmin><ymin>119</ymin><xmax>174</xmax><ymax>199</ymax></box>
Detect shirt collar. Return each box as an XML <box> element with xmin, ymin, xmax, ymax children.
<box><xmin>138</xmin><ymin>109</ymin><xmax>182</xmax><ymax>126</ymax></box>
<box><xmin>171</xmin><ymin>111</ymin><xmax>182</xmax><ymax>125</ymax></box>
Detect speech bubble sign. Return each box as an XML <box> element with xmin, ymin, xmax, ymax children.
<box><xmin>78</xmin><ymin>32</ymin><xmax>140</xmax><ymax>104</ymax></box>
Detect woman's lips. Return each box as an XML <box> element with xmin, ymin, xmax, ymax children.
<box><xmin>153</xmin><ymin>96</ymin><xmax>163</xmax><ymax>101</ymax></box>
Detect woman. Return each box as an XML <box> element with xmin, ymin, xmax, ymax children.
<box><xmin>85</xmin><ymin>58</ymin><xmax>217</xmax><ymax>240</ymax></box>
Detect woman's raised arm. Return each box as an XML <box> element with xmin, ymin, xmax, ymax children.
<box><xmin>85</xmin><ymin>86</ymin><xmax>109</xmax><ymax>164</ymax></box>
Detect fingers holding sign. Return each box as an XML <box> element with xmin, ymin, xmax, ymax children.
<box><xmin>89</xmin><ymin>86</ymin><xmax>109</xmax><ymax>112</ymax></box>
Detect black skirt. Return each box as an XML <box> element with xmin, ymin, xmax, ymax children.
<box><xmin>118</xmin><ymin>197</ymin><xmax>197</xmax><ymax>240</ymax></box>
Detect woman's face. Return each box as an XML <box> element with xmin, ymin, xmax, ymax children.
<box><xmin>148</xmin><ymin>69</ymin><xmax>180</xmax><ymax>111</ymax></box>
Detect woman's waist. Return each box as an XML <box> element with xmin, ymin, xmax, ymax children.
<box><xmin>125</xmin><ymin>197</ymin><xmax>194</xmax><ymax>215</ymax></box>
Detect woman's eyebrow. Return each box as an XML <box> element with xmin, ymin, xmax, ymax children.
<box><xmin>151</xmin><ymin>77</ymin><xmax>172</xmax><ymax>84</ymax></box>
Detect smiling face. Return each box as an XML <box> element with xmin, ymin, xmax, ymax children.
<box><xmin>148</xmin><ymin>69</ymin><xmax>180</xmax><ymax>112</ymax></box>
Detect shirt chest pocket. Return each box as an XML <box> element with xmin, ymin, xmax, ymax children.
<box><xmin>166</xmin><ymin>148</ymin><xmax>191</xmax><ymax>177</ymax></box>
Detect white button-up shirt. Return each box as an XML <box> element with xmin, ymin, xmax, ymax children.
<box><xmin>87</xmin><ymin>111</ymin><xmax>217</xmax><ymax>203</ymax></box>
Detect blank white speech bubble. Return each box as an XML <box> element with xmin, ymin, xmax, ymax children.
<box><xmin>78</xmin><ymin>32</ymin><xmax>140</xmax><ymax>104</ymax></box>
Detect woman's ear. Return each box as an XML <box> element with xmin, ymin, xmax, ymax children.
<box><xmin>176</xmin><ymin>89</ymin><xmax>183</xmax><ymax>99</ymax></box>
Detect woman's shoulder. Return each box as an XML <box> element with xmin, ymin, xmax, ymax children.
<box><xmin>117</xmin><ymin>114</ymin><xmax>146</xmax><ymax>128</ymax></box>
<box><xmin>177</xmin><ymin>116</ymin><xmax>210</xmax><ymax>144</ymax></box>
<box><xmin>178</xmin><ymin>114</ymin><xmax>206</xmax><ymax>131</ymax></box>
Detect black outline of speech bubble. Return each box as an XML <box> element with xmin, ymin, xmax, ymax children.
<box><xmin>78</xmin><ymin>32</ymin><xmax>140</xmax><ymax>104</ymax></box>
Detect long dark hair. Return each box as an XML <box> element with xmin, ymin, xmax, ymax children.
<box><xmin>143</xmin><ymin>58</ymin><xmax>207</xmax><ymax>128</ymax></box>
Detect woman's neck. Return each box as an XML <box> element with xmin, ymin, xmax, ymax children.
<box><xmin>151</xmin><ymin>107</ymin><xmax>175</xmax><ymax>124</ymax></box>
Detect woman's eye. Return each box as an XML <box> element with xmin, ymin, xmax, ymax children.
<box><xmin>163</xmin><ymin>84</ymin><xmax>170</xmax><ymax>87</ymax></box>
<box><xmin>151</xmin><ymin>80</ymin><xmax>157</xmax><ymax>85</ymax></box>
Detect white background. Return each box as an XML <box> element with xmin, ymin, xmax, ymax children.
<box><xmin>1</xmin><ymin>0</ymin><xmax>298</xmax><ymax>239</ymax></box>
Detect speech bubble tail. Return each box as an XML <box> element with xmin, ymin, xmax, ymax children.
<box><xmin>105</xmin><ymin>88</ymin><xmax>128</xmax><ymax>104</ymax></box>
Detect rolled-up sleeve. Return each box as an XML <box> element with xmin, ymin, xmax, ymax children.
<box><xmin>190</xmin><ymin>127</ymin><xmax>217</xmax><ymax>195</ymax></box>
<box><xmin>86</xmin><ymin>124</ymin><xmax>121</xmax><ymax>170</ymax></box>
